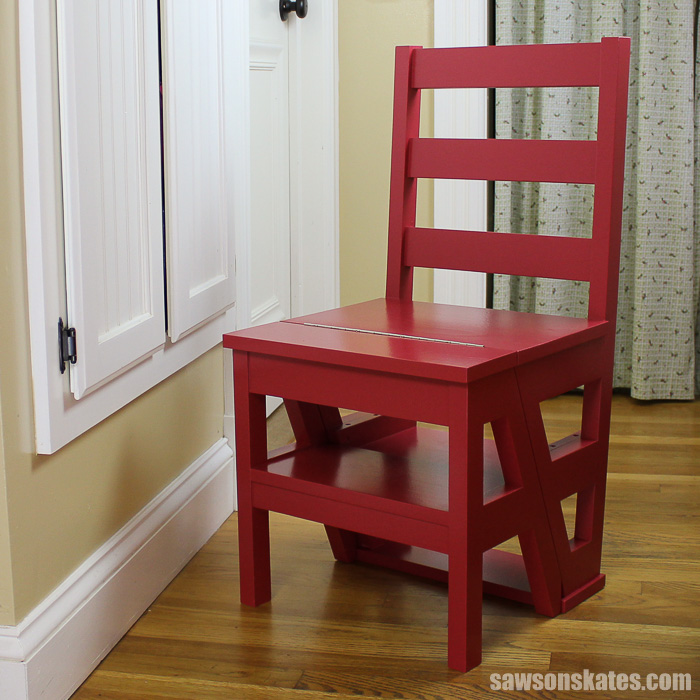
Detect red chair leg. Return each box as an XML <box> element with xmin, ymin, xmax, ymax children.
<box><xmin>238</xmin><ymin>505</ymin><xmax>271</xmax><ymax>606</ymax></box>
<box><xmin>234</xmin><ymin>352</ymin><xmax>272</xmax><ymax>606</ymax></box>
<box><xmin>448</xmin><ymin>546</ymin><xmax>483</xmax><ymax>672</ymax></box>
<box><xmin>447</xmin><ymin>386</ymin><xmax>483</xmax><ymax>673</ymax></box>
<box><xmin>284</xmin><ymin>399</ymin><xmax>343</xmax><ymax>448</ymax></box>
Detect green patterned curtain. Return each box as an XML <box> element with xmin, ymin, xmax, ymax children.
<box><xmin>494</xmin><ymin>1</ymin><xmax>700</xmax><ymax>400</ymax></box>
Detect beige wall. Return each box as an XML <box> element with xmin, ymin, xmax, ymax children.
<box><xmin>0</xmin><ymin>0</ymin><xmax>22</xmax><ymax>626</ymax></box>
<box><xmin>338</xmin><ymin>0</ymin><xmax>434</xmax><ymax>306</ymax></box>
<box><xmin>0</xmin><ymin>0</ymin><xmax>225</xmax><ymax>626</ymax></box>
<box><xmin>0</xmin><ymin>428</ymin><xmax>14</xmax><ymax>623</ymax></box>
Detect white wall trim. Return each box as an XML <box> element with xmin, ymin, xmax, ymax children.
<box><xmin>0</xmin><ymin>438</ymin><xmax>234</xmax><ymax>700</ymax></box>
<box><xmin>433</xmin><ymin>0</ymin><xmax>489</xmax><ymax>308</ymax></box>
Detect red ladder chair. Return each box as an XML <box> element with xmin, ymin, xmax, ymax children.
<box><xmin>225</xmin><ymin>38</ymin><xmax>630</xmax><ymax>672</ymax></box>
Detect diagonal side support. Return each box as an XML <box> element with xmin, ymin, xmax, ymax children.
<box><xmin>515</xmin><ymin>344</ymin><xmax>613</xmax><ymax>603</ymax></box>
<box><xmin>284</xmin><ymin>400</ymin><xmax>416</xmax><ymax>563</ymax></box>
<box><xmin>483</xmin><ymin>371</ymin><xmax>562</xmax><ymax>617</ymax></box>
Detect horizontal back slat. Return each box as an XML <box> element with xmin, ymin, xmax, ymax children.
<box><xmin>412</xmin><ymin>43</ymin><xmax>602</xmax><ymax>88</ymax></box>
<box><xmin>387</xmin><ymin>38</ymin><xmax>630</xmax><ymax>309</ymax></box>
<box><xmin>408</xmin><ymin>138</ymin><xmax>597</xmax><ymax>184</ymax></box>
<box><xmin>403</xmin><ymin>227</ymin><xmax>593</xmax><ymax>281</ymax></box>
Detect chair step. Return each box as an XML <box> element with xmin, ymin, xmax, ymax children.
<box><xmin>351</xmin><ymin>536</ymin><xmax>535</xmax><ymax>607</ymax></box>
<box><xmin>255</xmin><ymin>426</ymin><xmax>514</xmax><ymax>515</ymax></box>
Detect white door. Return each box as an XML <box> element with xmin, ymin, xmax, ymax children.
<box><xmin>224</xmin><ymin>1</ymin><xmax>339</xmax><ymax>428</ymax></box>
<box><xmin>247</xmin><ymin>0</ymin><xmax>339</xmax><ymax>328</ymax></box>
<box><xmin>249</xmin><ymin>2</ymin><xmax>292</xmax><ymax>327</ymax></box>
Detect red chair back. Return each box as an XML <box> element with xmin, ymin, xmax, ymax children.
<box><xmin>385</xmin><ymin>39</ymin><xmax>631</xmax><ymax>325</ymax></box>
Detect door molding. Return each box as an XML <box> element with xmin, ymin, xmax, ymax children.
<box><xmin>433</xmin><ymin>0</ymin><xmax>489</xmax><ymax>308</ymax></box>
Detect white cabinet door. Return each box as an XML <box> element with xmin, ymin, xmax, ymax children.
<box><xmin>56</xmin><ymin>0</ymin><xmax>166</xmax><ymax>399</ymax></box>
<box><xmin>161</xmin><ymin>0</ymin><xmax>239</xmax><ymax>341</ymax></box>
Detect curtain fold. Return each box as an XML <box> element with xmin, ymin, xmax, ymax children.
<box><xmin>494</xmin><ymin>0</ymin><xmax>699</xmax><ymax>399</ymax></box>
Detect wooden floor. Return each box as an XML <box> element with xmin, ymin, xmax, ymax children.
<box><xmin>72</xmin><ymin>394</ymin><xmax>699</xmax><ymax>699</ymax></box>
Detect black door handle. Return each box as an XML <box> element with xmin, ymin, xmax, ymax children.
<box><xmin>280</xmin><ymin>0</ymin><xmax>307</xmax><ymax>21</ymax></box>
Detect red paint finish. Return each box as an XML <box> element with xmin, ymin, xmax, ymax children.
<box><xmin>408</xmin><ymin>137</ymin><xmax>597</xmax><ymax>184</ymax></box>
<box><xmin>224</xmin><ymin>37</ymin><xmax>630</xmax><ymax>672</ymax></box>
<box><xmin>403</xmin><ymin>227</ymin><xmax>594</xmax><ymax>281</ymax></box>
<box><xmin>411</xmin><ymin>43</ymin><xmax>602</xmax><ymax>88</ymax></box>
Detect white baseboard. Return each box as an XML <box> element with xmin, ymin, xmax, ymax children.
<box><xmin>0</xmin><ymin>438</ymin><xmax>235</xmax><ymax>700</ymax></box>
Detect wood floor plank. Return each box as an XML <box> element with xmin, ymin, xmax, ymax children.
<box><xmin>78</xmin><ymin>671</ymin><xmax>369</xmax><ymax>700</ymax></box>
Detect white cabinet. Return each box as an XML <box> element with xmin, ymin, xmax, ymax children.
<box><xmin>21</xmin><ymin>0</ymin><xmax>250</xmax><ymax>451</ymax></box>
<box><xmin>21</xmin><ymin>0</ymin><xmax>338</xmax><ymax>454</ymax></box>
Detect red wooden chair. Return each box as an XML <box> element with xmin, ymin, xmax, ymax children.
<box><xmin>225</xmin><ymin>38</ymin><xmax>630</xmax><ymax>672</ymax></box>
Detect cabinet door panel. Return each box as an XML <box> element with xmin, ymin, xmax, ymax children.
<box><xmin>161</xmin><ymin>0</ymin><xmax>238</xmax><ymax>341</ymax></box>
<box><xmin>57</xmin><ymin>0</ymin><xmax>165</xmax><ymax>398</ymax></box>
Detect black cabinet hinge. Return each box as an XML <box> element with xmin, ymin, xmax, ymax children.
<box><xmin>58</xmin><ymin>318</ymin><xmax>77</xmax><ymax>374</ymax></box>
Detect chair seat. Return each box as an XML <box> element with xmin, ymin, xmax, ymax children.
<box><xmin>224</xmin><ymin>298</ymin><xmax>607</xmax><ymax>383</ymax></box>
